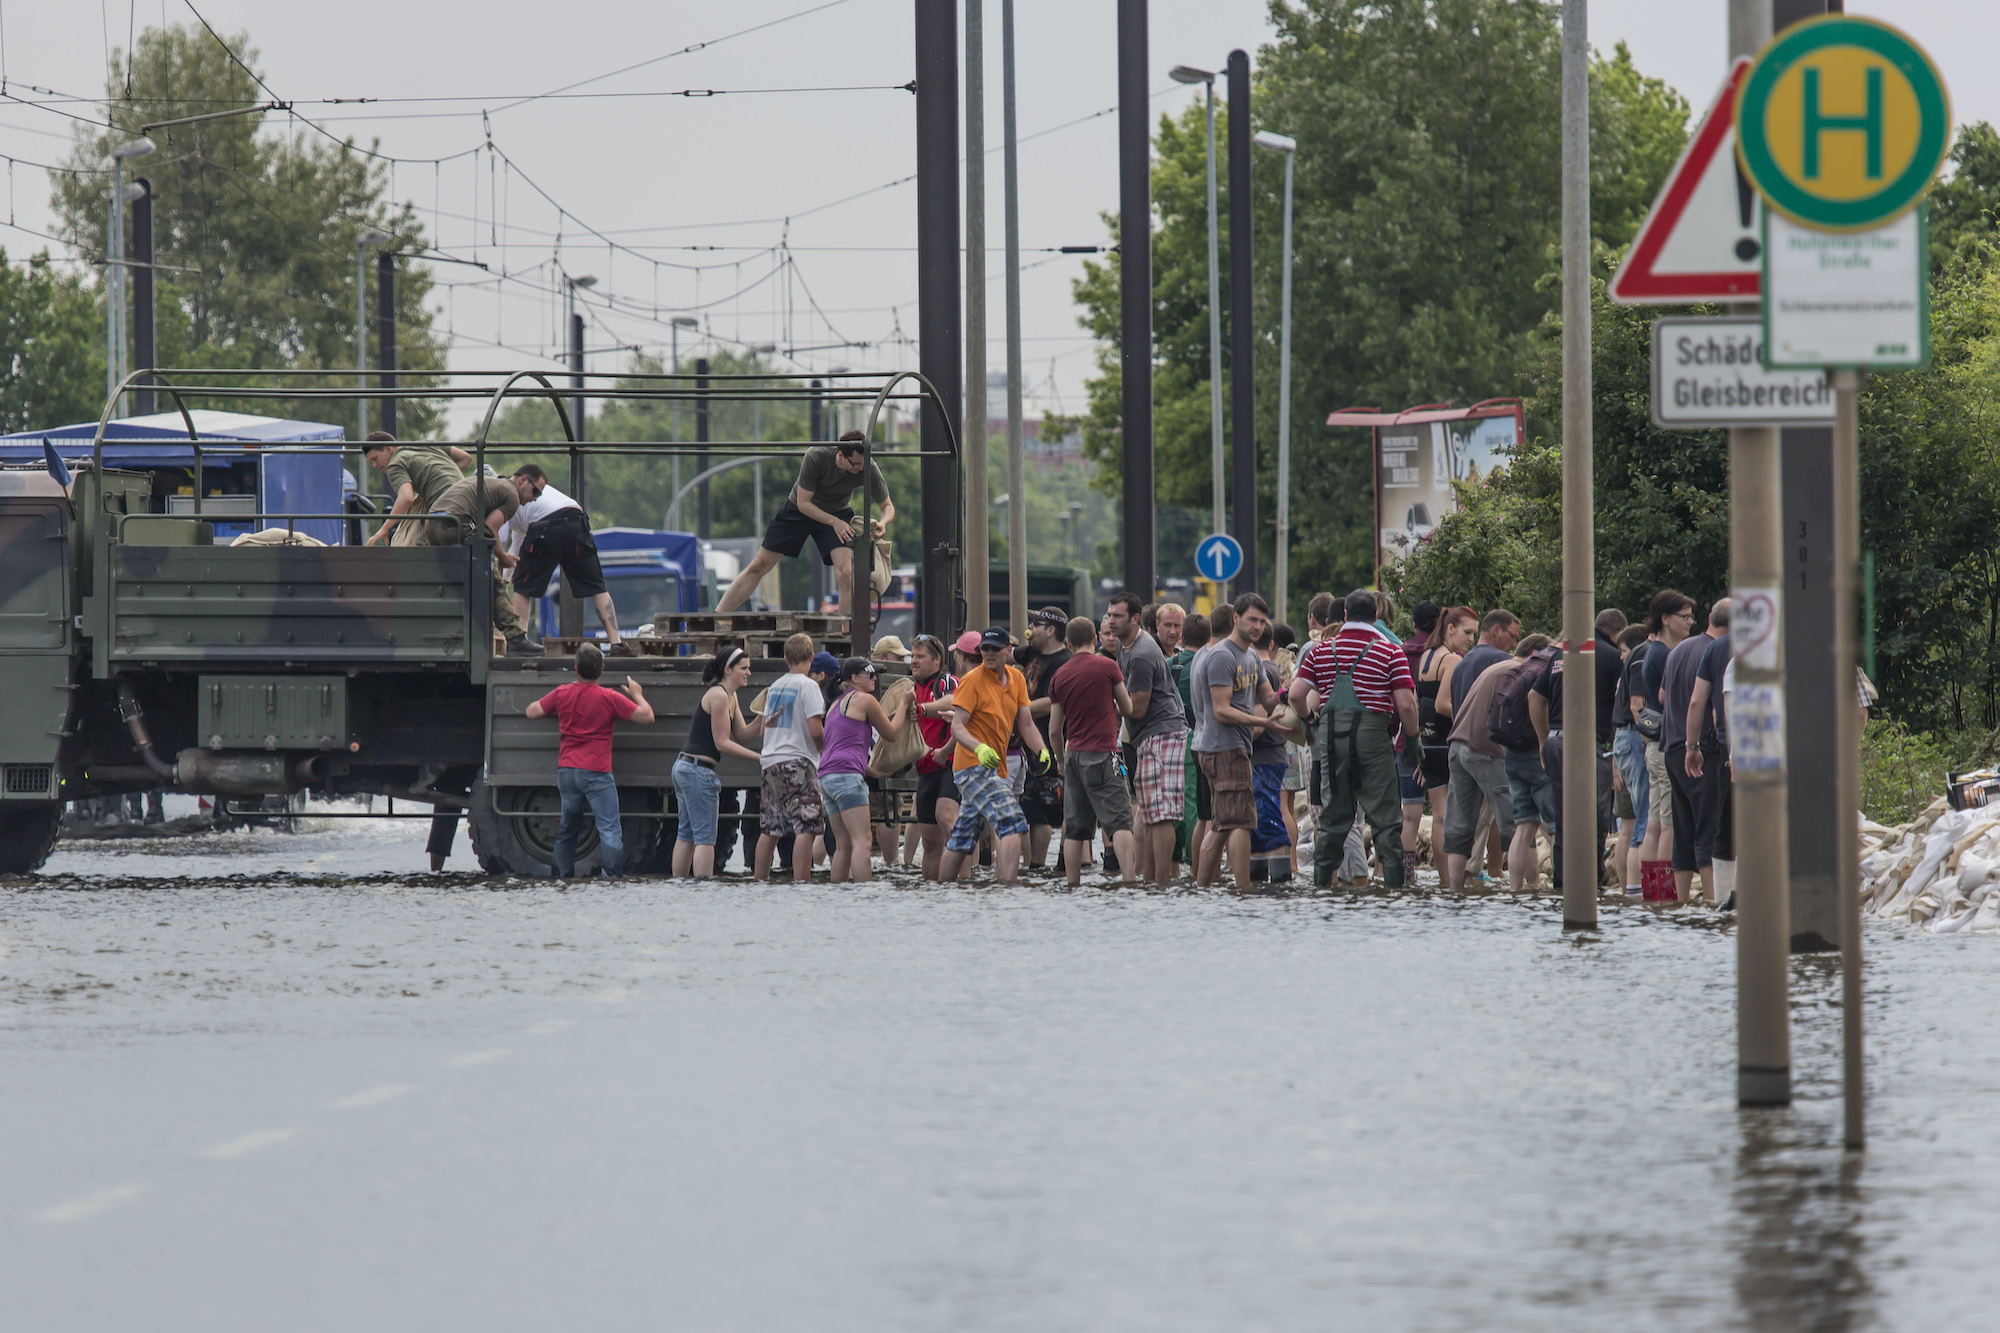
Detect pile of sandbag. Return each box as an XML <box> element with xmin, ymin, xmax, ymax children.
<box><xmin>1860</xmin><ymin>796</ymin><xmax>2000</xmax><ymax>934</ymax></box>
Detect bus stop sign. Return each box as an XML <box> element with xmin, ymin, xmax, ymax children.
<box><xmin>1735</xmin><ymin>15</ymin><xmax>1950</xmax><ymax>233</ymax></box>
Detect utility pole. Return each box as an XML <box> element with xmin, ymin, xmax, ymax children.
<box><xmin>1002</xmin><ymin>0</ymin><xmax>1027</xmax><ymax>640</ymax></box>
<box><xmin>1227</xmin><ymin>49</ymin><xmax>1257</xmax><ymax>598</ymax></box>
<box><xmin>1558</xmin><ymin>0</ymin><xmax>1597</xmax><ymax>931</ymax></box>
<box><xmin>1254</xmin><ymin>134</ymin><xmax>1296</xmax><ymax>626</ymax></box>
<box><xmin>1170</xmin><ymin>64</ymin><xmax>1223</xmax><ymax>550</ymax></box>
<box><xmin>1731</xmin><ymin>0</ymin><xmax>1789</xmax><ymax>1107</ymax></box>
<box><xmin>915</xmin><ymin>0</ymin><xmax>965</xmax><ymax>638</ymax></box>
<box><xmin>377</xmin><ymin>252</ymin><xmax>397</xmax><ymax>440</ymax></box>
<box><xmin>130</xmin><ymin>179</ymin><xmax>155</xmax><ymax>417</ymax></box>
<box><xmin>810</xmin><ymin>380</ymin><xmax>827</xmax><ymax>612</ymax></box>
<box><xmin>355</xmin><ymin>230</ymin><xmax>390</xmax><ymax>450</ymax></box>
<box><xmin>1116</xmin><ymin>0</ymin><xmax>1155</xmax><ymax>602</ymax></box>
<box><xmin>104</xmin><ymin>136</ymin><xmax>154</xmax><ymax>413</ymax></box>
<box><xmin>964</xmin><ymin>0</ymin><xmax>990</xmax><ymax>634</ymax></box>
<box><xmin>696</xmin><ymin>356</ymin><xmax>712</xmax><ymax>540</ymax></box>
<box><xmin>671</xmin><ymin>316</ymin><xmax>697</xmax><ymax>522</ymax></box>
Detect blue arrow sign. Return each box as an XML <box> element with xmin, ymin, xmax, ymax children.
<box><xmin>1196</xmin><ymin>533</ymin><xmax>1244</xmax><ymax>583</ymax></box>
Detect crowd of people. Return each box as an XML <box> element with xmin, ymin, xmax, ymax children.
<box><xmin>629</xmin><ymin>586</ymin><xmax>1757</xmax><ymax>899</ymax></box>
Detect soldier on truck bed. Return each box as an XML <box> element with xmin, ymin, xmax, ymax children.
<box><xmin>420</xmin><ymin>471</ymin><xmax>541</xmax><ymax>657</ymax></box>
<box><xmin>714</xmin><ymin>429</ymin><xmax>892</xmax><ymax>616</ymax></box>
<box><xmin>360</xmin><ymin>432</ymin><xmax>472</xmax><ymax>547</ymax></box>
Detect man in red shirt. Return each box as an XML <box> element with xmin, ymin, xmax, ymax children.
<box><xmin>1288</xmin><ymin>589</ymin><xmax>1420</xmax><ymax>888</ymax></box>
<box><xmin>525</xmin><ymin>642</ymin><xmax>657</xmax><ymax>877</ymax></box>
<box><xmin>1048</xmin><ymin>616</ymin><xmax>1137</xmax><ymax>886</ymax></box>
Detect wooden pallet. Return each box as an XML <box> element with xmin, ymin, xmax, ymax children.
<box><xmin>540</xmin><ymin>633</ymin><xmax>853</xmax><ymax>660</ymax></box>
<box><xmin>652</xmin><ymin>610</ymin><xmax>849</xmax><ymax>638</ymax></box>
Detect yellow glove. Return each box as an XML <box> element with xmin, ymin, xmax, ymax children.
<box><xmin>975</xmin><ymin>743</ymin><xmax>1002</xmax><ymax>771</ymax></box>
<box><xmin>1030</xmin><ymin>746</ymin><xmax>1053</xmax><ymax>776</ymax></box>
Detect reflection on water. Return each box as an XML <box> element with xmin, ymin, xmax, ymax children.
<box><xmin>4</xmin><ymin>822</ymin><xmax>1997</xmax><ymax>1330</ymax></box>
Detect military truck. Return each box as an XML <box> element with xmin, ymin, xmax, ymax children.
<box><xmin>0</xmin><ymin>369</ymin><xmax>957</xmax><ymax>875</ymax></box>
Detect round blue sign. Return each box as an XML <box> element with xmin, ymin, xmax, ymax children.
<box><xmin>1196</xmin><ymin>533</ymin><xmax>1244</xmax><ymax>583</ymax></box>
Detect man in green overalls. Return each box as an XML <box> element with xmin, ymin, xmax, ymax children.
<box><xmin>1286</xmin><ymin>589</ymin><xmax>1421</xmax><ymax>887</ymax></box>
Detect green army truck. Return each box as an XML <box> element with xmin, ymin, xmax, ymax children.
<box><xmin>0</xmin><ymin>369</ymin><xmax>954</xmax><ymax>877</ymax></box>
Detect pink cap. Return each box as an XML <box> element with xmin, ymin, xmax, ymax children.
<box><xmin>953</xmin><ymin>630</ymin><xmax>983</xmax><ymax>655</ymax></box>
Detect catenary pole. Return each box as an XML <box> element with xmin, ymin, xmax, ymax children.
<box><xmin>697</xmin><ymin>357</ymin><xmax>712</xmax><ymax>540</ymax></box>
<box><xmin>1116</xmin><ymin>0</ymin><xmax>1155</xmax><ymax>603</ymax></box>
<box><xmin>965</xmin><ymin>0</ymin><xmax>990</xmax><ymax>632</ymax></box>
<box><xmin>1227</xmin><ymin>50</ymin><xmax>1256</xmax><ymax>598</ymax></box>
<box><xmin>1203</xmin><ymin>77</ymin><xmax>1223</xmax><ymax>547</ymax></box>
<box><xmin>377</xmin><ymin>253</ymin><xmax>397</xmax><ymax>440</ymax></box>
<box><xmin>1559</xmin><ymin>0</ymin><xmax>1597</xmax><ymax>931</ymax></box>
<box><xmin>1730</xmin><ymin>0</ymin><xmax>1790</xmax><ymax>1109</ymax></box>
<box><xmin>1002</xmin><ymin>0</ymin><xmax>1027</xmax><ymax>639</ymax></box>
<box><xmin>915</xmin><ymin>0</ymin><xmax>965</xmax><ymax>638</ymax></box>
<box><xmin>107</xmin><ymin>158</ymin><xmax>122</xmax><ymax>408</ymax></box>
<box><xmin>1255</xmin><ymin>136</ymin><xmax>1295</xmax><ymax>626</ymax></box>
<box><xmin>131</xmin><ymin>180</ymin><xmax>155</xmax><ymax>418</ymax></box>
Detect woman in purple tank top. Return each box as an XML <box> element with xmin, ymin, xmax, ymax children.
<box><xmin>818</xmin><ymin>657</ymin><xmax>912</xmax><ymax>881</ymax></box>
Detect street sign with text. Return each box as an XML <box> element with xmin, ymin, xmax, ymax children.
<box><xmin>1762</xmin><ymin>206</ymin><xmax>1928</xmax><ymax>370</ymax></box>
<box><xmin>1651</xmin><ymin>316</ymin><xmax>1833</xmax><ymax>427</ymax></box>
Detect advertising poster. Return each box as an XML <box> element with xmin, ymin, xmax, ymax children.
<box><xmin>1328</xmin><ymin>400</ymin><xmax>1524</xmax><ymax>576</ymax></box>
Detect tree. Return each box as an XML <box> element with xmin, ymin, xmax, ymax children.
<box><xmin>0</xmin><ymin>253</ymin><xmax>106</xmax><ymax>432</ymax></box>
<box><xmin>50</xmin><ymin>24</ymin><xmax>445</xmax><ymax>434</ymax></box>
<box><xmin>1070</xmin><ymin>0</ymin><xmax>1688</xmax><ymax>606</ymax></box>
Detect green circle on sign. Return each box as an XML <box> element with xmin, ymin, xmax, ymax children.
<box><xmin>1735</xmin><ymin>15</ymin><xmax>1950</xmax><ymax>232</ymax></box>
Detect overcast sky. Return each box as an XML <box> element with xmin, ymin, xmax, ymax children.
<box><xmin>2</xmin><ymin>1</ymin><xmax>1993</xmax><ymax>433</ymax></box>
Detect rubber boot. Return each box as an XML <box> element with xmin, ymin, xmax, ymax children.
<box><xmin>1641</xmin><ymin>860</ymin><xmax>1676</xmax><ymax>902</ymax></box>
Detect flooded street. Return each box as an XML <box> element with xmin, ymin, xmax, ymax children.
<box><xmin>5</xmin><ymin>816</ymin><xmax>1998</xmax><ymax>1331</ymax></box>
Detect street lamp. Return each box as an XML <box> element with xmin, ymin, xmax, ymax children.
<box><xmin>1255</xmin><ymin>130</ymin><xmax>1297</xmax><ymax>626</ymax></box>
<box><xmin>355</xmin><ymin>230</ymin><xmax>392</xmax><ymax>441</ymax></box>
<box><xmin>104</xmin><ymin>136</ymin><xmax>156</xmax><ymax>408</ymax></box>
<box><xmin>1170</xmin><ymin>65</ymin><xmax>1224</xmax><ymax>541</ymax></box>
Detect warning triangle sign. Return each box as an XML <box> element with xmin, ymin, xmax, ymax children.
<box><xmin>1610</xmin><ymin>59</ymin><xmax>1761</xmax><ymax>304</ymax></box>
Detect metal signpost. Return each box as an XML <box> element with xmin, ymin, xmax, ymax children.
<box><xmin>1738</xmin><ymin>11</ymin><xmax>1952</xmax><ymax>1151</ymax></box>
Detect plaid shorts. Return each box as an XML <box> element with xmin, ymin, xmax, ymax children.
<box><xmin>1132</xmin><ymin>730</ymin><xmax>1189</xmax><ymax>825</ymax></box>
<box><xmin>759</xmin><ymin>758</ymin><xmax>825</xmax><ymax>837</ymax></box>
<box><xmin>945</xmin><ymin>764</ymin><xmax>1030</xmax><ymax>853</ymax></box>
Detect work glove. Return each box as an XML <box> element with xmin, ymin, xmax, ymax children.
<box><xmin>975</xmin><ymin>743</ymin><xmax>1003</xmax><ymax>771</ymax></box>
<box><xmin>1028</xmin><ymin>746</ymin><xmax>1053</xmax><ymax>777</ymax></box>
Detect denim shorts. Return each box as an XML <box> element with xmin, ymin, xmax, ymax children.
<box><xmin>672</xmin><ymin>756</ymin><xmax>721</xmax><ymax>845</ymax></box>
<box><xmin>818</xmin><ymin>770</ymin><xmax>869</xmax><ymax>815</ymax></box>
<box><xmin>1504</xmin><ymin>744</ymin><xmax>1557</xmax><ymax>827</ymax></box>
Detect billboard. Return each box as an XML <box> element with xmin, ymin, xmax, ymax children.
<box><xmin>1326</xmin><ymin>399</ymin><xmax>1526</xmax><ymax>577</ymax></box>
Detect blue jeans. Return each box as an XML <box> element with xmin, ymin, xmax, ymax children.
<box><xmin>553</xmin><ymin>766</ymin><xmax>623</xmax><ymax>878</ymax></box>
<box><xmin>1612</xmin><ymin>727</ymin><xmax>1649</xmax><ymax>846</ymax></box>
<box><xmin>1251</xmin><ymin>760</ymin><xmax>1291</xmax><ymax>853</ymax></box>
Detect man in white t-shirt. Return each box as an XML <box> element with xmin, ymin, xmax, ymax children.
<box><xmin>754</xmin><ymin>632</ymin><xmax>828</xmax><ymax>882</ymax></box>
<box><xmin>500</xmin><ymin>464</ymin><xmax>629</xmax><ymax>652</ymax></box>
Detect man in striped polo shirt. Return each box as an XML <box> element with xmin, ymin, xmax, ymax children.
<box><xmin>1288</xmin><ymin>589</ymin><xmax>1421</xmax><ymax>888</ymax></box>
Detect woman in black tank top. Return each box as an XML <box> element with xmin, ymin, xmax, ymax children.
<box><xmin>1414</xmin><ymin>608</ymin><xmax>1475</xmax><ymax>846</ymax></box>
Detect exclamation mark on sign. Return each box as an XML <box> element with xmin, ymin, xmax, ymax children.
<box><xmin>1734</xmin><ymin>160</ymin><xmax>1761</xmax><ymax>263</ymax></box>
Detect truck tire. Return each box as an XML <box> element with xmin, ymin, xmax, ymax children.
<box><xmin>465</xmin><ymin>778</ymin><xmax>661</xmax><ymax>878</ymax></box>
<box><xmin>0</xmin><ymin>803</ymin><xmax>63</xmax><ymax>875</ymax></box>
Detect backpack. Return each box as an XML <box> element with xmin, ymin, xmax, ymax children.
<box><xmin>1487</xmin><ymin>649</ymin><xmax>1555</xmax><ymax>752</ymax></box>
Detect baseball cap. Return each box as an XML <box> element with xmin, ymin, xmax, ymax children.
<box><xmin>1032</xmin><ymin>605</ymin><xmax>1068</xmax><ymax>629</ymax></box>
<box><xmin>953</xmin><ymin>630</ymin><xmax>983</xmax><ymax>655</ymax></box>
<box><xmin>840</xmin><ymin>656</ymin><xmax>879</xmax><ymax>681</ymax></box>
<box><xmin>979</xmin><ymin>626</ymin><xmax>1011</xmax><ymax>650</ymax></box>
<box><xmin>871</xmin><ymin>634</ymin><xmax>910</xmax><ymax>660</ymax></box>
<box><xmin>809</xmin><ymin>651</ymin><xmax>841</xmax><ymax>676</ymax></box>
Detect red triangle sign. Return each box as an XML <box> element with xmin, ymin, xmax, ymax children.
<box><xmin>1610</xmin><ymin>59</ymin><xmax>1761</xmax><ymax>304</ymax></box>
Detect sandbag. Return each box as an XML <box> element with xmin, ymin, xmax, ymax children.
<box><xmin>866</xmin><ymin>676</ymin><xmax>923</xmax><ymax>776</ymax></box>
<box><xmin>230</xmin><ymin>527</ymin><xmax>327</xmax><ymax>548</ymax></box>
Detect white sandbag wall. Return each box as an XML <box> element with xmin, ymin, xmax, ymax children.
<box><xmin>1860</xmin><ymin>796</ymin><xmax>2000</xmax><ymax>934</ymax></box>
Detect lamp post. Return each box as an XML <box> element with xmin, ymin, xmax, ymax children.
<box><xmin>1169</xmin><ymin>65</ymin><xmax>1224</xmax><ymax>547</ymax></box>
<box><xmin>751</xmin><ymin>343</ymin><xmax>777</xmax><ymax>533</ymax></box>
<box><xmin>104</xmin><ymin>135</ymin><xmax>156</xmax><ymax>410</ymax></box>
<box><xmin>1255</xmin><ymin>130</ymin><xmax>1297</xmax><ymax>626</ymax></box>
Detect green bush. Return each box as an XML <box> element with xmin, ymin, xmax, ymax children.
<box><xmin>1860</xmin><ymin>719</ymin><xmax>1985</xmax><ymax>825</ymax></box>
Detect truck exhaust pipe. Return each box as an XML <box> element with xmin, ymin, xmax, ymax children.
<box><xmin>115</xmin><ymin>680</ymin><xmax>179</xmax><ymax>781</ymax></box>
<box><xmin>172</xmin><ymin>750</ymin><xmax>299</xmax><ymax>797</ymax></box>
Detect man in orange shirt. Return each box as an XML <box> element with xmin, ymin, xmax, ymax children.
<box><xmin>938</xmin><ymin>627</ymin><xmax>1050</xmax><ymax>883</ymax></box>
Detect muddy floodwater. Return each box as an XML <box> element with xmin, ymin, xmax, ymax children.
<box><xmin>4</xmin><ymin>814</ymin><xmax>1998</xmax><ymax>1331</ymax></box>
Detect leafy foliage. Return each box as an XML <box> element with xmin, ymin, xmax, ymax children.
<box><xmin>49</xmin><ymin>25</ymin><xmax>445</xmax><ymax>434</ymax></box>
<box><xmin>0</xmin><ymin>253</ymin><xmax>106</xmax><ymax>432</ymax></box>
<box><xmin>1071</xmin><ymin>0</ymin><xmax>1687</xmax><ymax>607</ymax></box>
